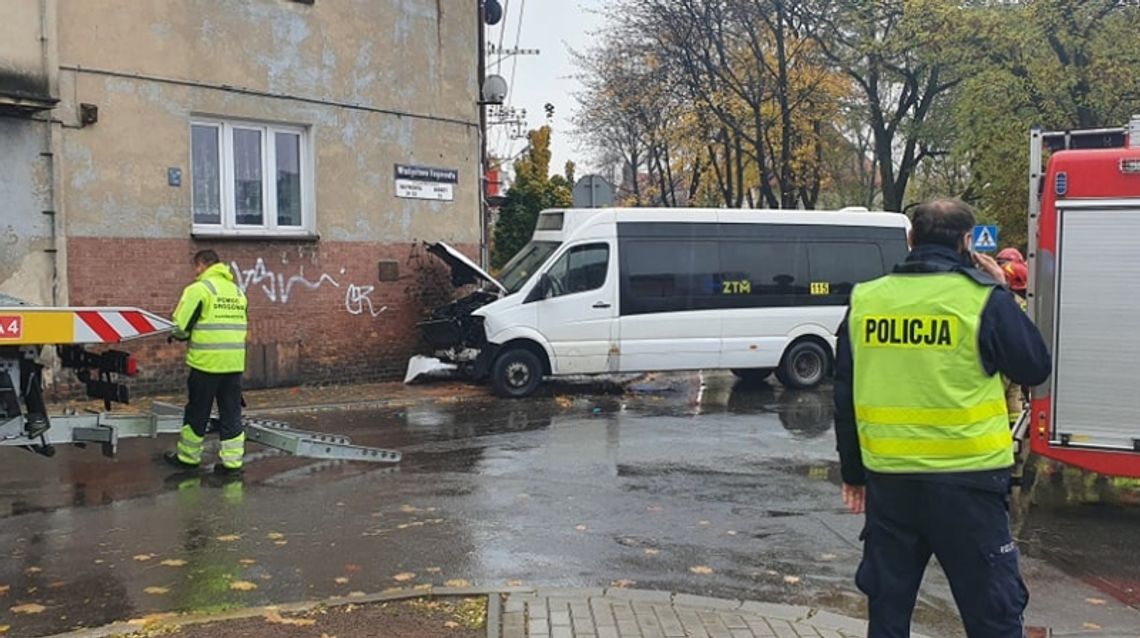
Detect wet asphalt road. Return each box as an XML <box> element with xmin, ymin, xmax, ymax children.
<box><xmin>0</xmin><ymin>373</ymin><xmax>1137</xmax><ymax>637</ymax></box>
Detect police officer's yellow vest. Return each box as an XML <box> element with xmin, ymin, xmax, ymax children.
<box><xmin>174</xmin><ymin>263</ymin><xmax>248</xmax><ymax>373</ymax></box>
<box><xmin>849</xmin><ymin>272</ymin><xmax>1012</xmax><ymax>473</ymax></box>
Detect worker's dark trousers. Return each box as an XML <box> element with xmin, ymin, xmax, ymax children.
<box><xmin>857</xmin><ymin>476</ymin><xmax>1028</xmax><ymax>638</ymax></box>
<box><xmin>183</xmin><ymin>369</ymin><xmax>243</xmax><ymax>441</ymax></box>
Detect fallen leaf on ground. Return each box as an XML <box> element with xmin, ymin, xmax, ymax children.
<box><xmin>0</xmin><ymin>585</ymin><xmax>8</xmax><ymax>595</ymax></box>
<box><xmin>132</xmin><ymin>555</ymin><xmax>154</xmax><ymax>562</ymax></box>
<box><xmin>93</xmin><ymin>559</ymin><xmax>104</xmax><ymax>565</ymax></box>
<box><xmin>783</xmin><ymin>575</ymin><xmax>802</xmax><ymax>585</ymax></box>
<box><xmin>10</xmin><ymin>603</ymin><xmax>46</xmax><ymax>614</ymax></box>
<box><xmin>444</xmin><ymin>620</ymin><xmax>460</xmax><ymax>629</ymax></box>
<box><xmin>1083</xmin><ymin>622</ymin><xmax>1102</xmax><ymax>630</ymax></box>
<box><xmin>610</xmin><ymin>579</ymin><xmax>636</xmax><ymax>588</ymax></box>
<box><xmin>820</xmin><ymin>554</ymin><xmax>837</xmax><ymax>561</ymax></box>
<box><xmin>344</xmin><ymin>564</ymin><xmax>362</xmax><ymax>573</ymax></box>
<box><xmin>266</xmin><ymin>532</ymin><xmax>285</xmax><ymax>541</ymax></box>
<box><xmin>445</xmin><ymin>579</ymin><xmax>471</xmax><ymax>588</ymax></box>
<box><xmin>555</xmin><ymin>396</ymin><xmax>573</xmax><ymax>408</ymax></box>
<box><xmin>575</xmin><ymin>524</ymin><xmax>588</xmax><ymax>532</ymax></box>
<box><xmin>143</xmin><ymin>587</ymin><xmax>169</xmax><ymax>595</ymax></box>
<box><xmin>24</xmin><ymin>567</ymin><xmax>41</xmax><ymax>574</ymax></box>
<box><xmin>400</xmin><ymin>505</ymin><xmax>421</xmax><ymax>513</ymax></box>
<box><xmin>127</xmin><ymin>613</ymin><xmax>177</xmax><ymax>626</ymax></box>
<box><xmin>414</xmin><ymin>584</ymin><xmax>432</xmax><ymax>591</ymax></box>
<box><xmin>0</xmin><ymin>624</ymin><xmax>9</xmax><ymax>633</ymax></box>
<box><xmin>274</xmin><ymin>540</ymin><xmax>288</xmax><ymax>546</ymax></box>
<box><xmin>229</xmin><ymin>581</ymin><xmax>258</xmax><ymax>591</ymax></box>
<box><xmin>382</xmin><ymin>587</ymin><xmax>404</xmax><ymax>594</ymax></box>
<box><xmin>506</xmin><ymin>580</ymin><xmax>524</xmax><ymax>587</ymax></box>
<box><xmin>766</xmin><ymin>569</ymin><xmax>779</xmax><ymax>576</ymax></box>
<box><xmin>698</xmin><ymin>521</ymin><xmax>711</xmax><ymax>527</ymax></box>
<box><xmin>426</xmin><ymin>567</ymin><xmax>442</xmax><ymax>574</ymax></box>
<box><xmin>1086</xmin><ymin>598</ymin><xmax>1107</xmax><ymax>606</ymax></box>
<box><xmin>689</xmin><ymin>566</ymin><xmax>714</xmax><ymax>575</ymax></box>
<box><xmin>644</xmin><ymin>549</ymin><xmax>660</xmax><ymax>556</ymax></box>
<box><xmin>335</xmin><ymin>577</ymin><xmax>349</xmax><ymax>584</ymax></box>
<box><xmin>159</xmin><ymin>559</ymin><xmax>187</xmax><ymax>567</ymax></box>
<box><xmin>349</xmin><ymin>591</ymin><xmax>367</xmax><ymax>597</ymax></box>
<box><xmin>239</xmin><ymin>559</ymin><xmax>257</xmax><ymax>566</ymax></box>
<box><xmin>216</xmin><ymin>535</ymin><xmax>241</xmax><ymax>543</ymax></box>
<box><xmin>264</xmin><ymin>610</ymin><xmax>316</xmax><ymax>626</ymax></box>
<box><xmin>393</xmin><ymin>572</ymin><xmax>416</xmax><ymax>582</ymax></box>
<box><xmin>725</xmin><ymin>530</ymin><xmax>738</xmax><ymax>536</ymax></box>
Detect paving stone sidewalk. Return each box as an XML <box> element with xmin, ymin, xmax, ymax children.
<box><xmin>493</xmin><ymin>589</ymin><xmax>929</xmax><ymax>638</ymax></box>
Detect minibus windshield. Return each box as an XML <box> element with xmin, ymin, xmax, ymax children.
<box><xmin>498</xmin><ymin>241</ymin><xmax>561</xmax><ymax>293</ymax></box>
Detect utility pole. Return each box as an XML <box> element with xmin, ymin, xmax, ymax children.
<box><xmin>477</xmin><ymin>1</ymin><xmax>490</xmax><ymax>268</ymax></box>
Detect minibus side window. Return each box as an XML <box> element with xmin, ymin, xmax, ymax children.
<box><xmin>545</xmin><ymin>243</ymin><xmax>609</xmax><ymax>298</ymax></box>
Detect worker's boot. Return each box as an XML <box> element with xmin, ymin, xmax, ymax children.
<box><xmin>213</xmin><ymin>463</ymin><xmax>243</xmax><ymax>477</ymax></box>
<box><xmin>163</xmin><ymin>451</ymin><xmax>199</xmax><ymax>470</ymax></box>
<box><xmin>24</xmin><ymin>412</ymin><xmax>49</xmax><ymax>439</ymax></box>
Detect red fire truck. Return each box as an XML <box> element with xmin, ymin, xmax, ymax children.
<box><xmin>1019</xmin><ymin>116</ymin><xmax>1140</xmax><ymax>478</ymax></box>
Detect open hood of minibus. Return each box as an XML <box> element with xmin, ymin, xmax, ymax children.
<box><xmin>426</xmin><ymin>242</ymin><xmax>507</xmax><ymax>294</ymax></box>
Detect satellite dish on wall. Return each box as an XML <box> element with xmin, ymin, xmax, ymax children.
<box><xmin>484</xmin><ymin>0</ymin><xmax>503</xmax><ymax>26</ymax></box>
<box><xmin>482</xmin><ymin>74</ymin><xmax>508</xmax><ymax>104</ymax></box>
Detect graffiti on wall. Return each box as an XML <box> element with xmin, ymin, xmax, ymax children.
<box><xmin>231</xmin><ymin>258</ymin><xmax>339</xmax><ymax>304</ymax></box>
<box><xmin>230</xmin><ymin>258</ymin><xmax>387</xmax><ymax>318</ymax></box>
<box><xmin>344</xmin><ymin>284</ymin><xmax>388</xmax><ymax>317</ymax></box>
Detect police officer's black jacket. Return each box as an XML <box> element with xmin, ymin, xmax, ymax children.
<box><xmin>833</xmin><ymin>244</ymin><xmax>1053</xmax><ymax>491</ymax></box>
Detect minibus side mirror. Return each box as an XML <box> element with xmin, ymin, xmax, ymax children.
<box><xmin>525</xmin><ymin>274</ymin><xmax>550</xmax><ymax>303</ymax></box>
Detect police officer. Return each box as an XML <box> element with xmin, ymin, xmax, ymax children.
<box><xmin>164</xmin><ymin>250</ymin><xmax>248</xmax><ymax>475</ymax></box>
<box><xmin>833</xmin><ymin>199</ymin><xmax>1051</xmax><ymax>638</ymax></box>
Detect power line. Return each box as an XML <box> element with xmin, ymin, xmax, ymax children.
<box><xmin>503</xmin><ymin>0</ymin><xmax>528</xmax><ymax>160</ymax></box>
<box><xmin>493</xmin><ymin>0</ymin><xmax>510</xmax><ymax>72</ymax></box>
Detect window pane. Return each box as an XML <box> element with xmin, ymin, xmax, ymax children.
<box><xmin>720</xmin><ymin>241</ymin><xmax>808</xmax><ymax>297</ymax></box>
<box><xmin>548</xmin><ymin>244</ymin><xmax>608</xmax><ymax>297</ymax></box>
<box><xmin>626</xmin><ymin>240</ymin><xmax>719</xmax><ymax>301</ymax></box>
<box><xmin>191</xmin><ymin>125</ymin><xmax>220</xmax><ymax>225</ymax></box>
<box><xmin>808</xmin><ymin>243</ymin><xmax>885</xmax><ymax>297</ymax></box>
<box><xmin>233</xmin><ymin>128</ymin><xmax>264</xmax><ymax>226</ymax></box>
<box><xmin>275</xmin><ymin>132</ymin><xmax>302</xmax><ymax>227</ymax></box>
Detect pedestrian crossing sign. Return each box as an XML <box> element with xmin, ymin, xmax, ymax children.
<box><xmin>972</xmin><ymin>225</ymin><xmax>999</xmax><ymax>252</ymax></box>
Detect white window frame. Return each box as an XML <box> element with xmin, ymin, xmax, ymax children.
<box><xmin>190</xmin><ymin>118</ymin><xmax>315</xmax><ymax>237</ymax></box>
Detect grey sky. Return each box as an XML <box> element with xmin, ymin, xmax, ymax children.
<box><xmin>485</xmin><ymin>0</ymin><xmax>605</xmax><ymax>182</ymax></box>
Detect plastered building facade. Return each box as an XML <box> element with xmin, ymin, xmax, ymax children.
<box><xmin>1</xmin><ymin>0</ymin><xmax>482</xmax><ymax>390</ymax></box>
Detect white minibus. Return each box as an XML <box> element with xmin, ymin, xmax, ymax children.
<box><xmin>419</xmin><ymin>207</ymin><xmax>910</xmax><ymax>397</ymax></box>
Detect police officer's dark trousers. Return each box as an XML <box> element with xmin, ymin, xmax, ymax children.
<box><xmin>857</xmin><ymin>475</ymin><xmax>1028</xmax><ymax>638</ymax></box>
<box><xmin>183</xmin><ymin>368</ymin><xmax>243</xmax><ymax>442</ymax></box>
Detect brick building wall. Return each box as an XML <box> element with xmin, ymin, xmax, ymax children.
<box><xmin>65</xmin><ymin>238</ymin><xmax>473</xmax><ymax>394</ymax></box>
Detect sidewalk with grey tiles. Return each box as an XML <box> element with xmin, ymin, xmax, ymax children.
<box><xmin>492</xmin><ymin>588</ymin><xmax>928</xmax><ymax>638</ymax></box>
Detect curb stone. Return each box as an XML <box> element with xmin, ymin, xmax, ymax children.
<box><xmin>44</xmin><ymin>587</ymin><xmax>921</xmax><ymax>638</ymax></box>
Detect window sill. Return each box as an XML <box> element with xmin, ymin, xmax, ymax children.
<box><xmin>192</xmin><ymin>230</ymin><xmax>320</xmax><ymax>242</ymax></box>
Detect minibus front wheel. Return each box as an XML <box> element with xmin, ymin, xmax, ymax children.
<box><xmin>491</xmin><ymin>347</ymin><xmax>544</xmax><ymax>398</ymax></box>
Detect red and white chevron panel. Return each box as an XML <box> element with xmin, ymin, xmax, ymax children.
<box><xmin>73</xmin><ymin>309</ymin><xmax>175</xmax><ymax>343</ymax></box>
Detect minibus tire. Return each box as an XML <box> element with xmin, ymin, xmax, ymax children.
<box><xmin>776</xmin><ymin>341</ymin><xmax>829</xmax><ymax>389</ymax></box>
<box><xmin>491</xmin><ymin>348</ymin><xmax>543</xmax><ymax>398</ymax></box>
<box><xmin>731</xmin><ymin>368</ymin><xmax>774</xmax><ymax>384</ymax></box>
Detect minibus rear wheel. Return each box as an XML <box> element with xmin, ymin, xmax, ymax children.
<box><xmin>776</xmin><ymin>340</ymin><xmax>830</xmax><ymax>389</ymax></box>
<box><xmin>491</xmin><ymin>348</ymin><xmax>544</xmax><ymax>398</ymax></box>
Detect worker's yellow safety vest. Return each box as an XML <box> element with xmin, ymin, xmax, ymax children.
<box><xmin>173</xmin><ymin>263</ymin><xmax>247</xmax><ymax>374</ymax></box>
<box><xmin>849</xmin><ymin>272</ymin><xmax>1012</xmax><ymax>473</ymax></box>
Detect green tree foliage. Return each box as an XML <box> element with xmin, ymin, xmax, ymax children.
<box><xmin>491</xmin><ymin>126</ymin><xmax>573</xmax><ymax>269</ymax></box>
<box><xmin>950</xmin><ymin>0</ymin><xmax>1140</xmax><ymax>247</ymax></box>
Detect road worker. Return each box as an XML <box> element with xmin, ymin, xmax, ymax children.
<box><xmin>164</xmin><ymin>250</ymin><xmax>248</xmax><ymax>475</ymax></box>
<box><xmin>833</xmin><ymin>198</ymin><xmax>1051</xmax><ymax>637</ymax></box>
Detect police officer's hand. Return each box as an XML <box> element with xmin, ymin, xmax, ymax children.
<box><xmin>972</xmin><ymin>252</ymin><xmax>1008</xmax><ymax>286</ymax></box>
<box><xmin>842</xmin><ymin>483</ymin><xmax>866</xmax><ymax>514</ymax></box>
